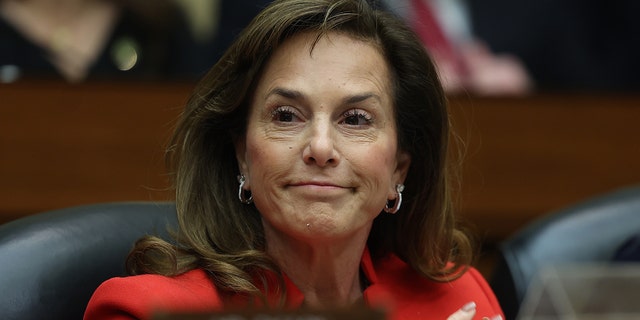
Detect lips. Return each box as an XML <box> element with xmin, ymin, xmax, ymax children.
<box><xmin>287</xmin><ymin>181</ymin><xmax>350</xmax><ymax>195</ymax></box>
<box><xmin>290</xmin><ymin>181</ymin><xmax>341</xmax><ymax>188</ymax></box>
<box><xmin>288</xmin><ymin>177</ymin><xmax>350</xmax><ymax>188</ymax></box>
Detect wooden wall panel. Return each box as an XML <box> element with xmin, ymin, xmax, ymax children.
<box><xmin>2</xmin><ymin>81</ymin><xmax>639</xmax><ymax>242</ymax></box>
<box><xmin>0</xmin><ymin>81</ymin><xmax>192</xmax><ymax>222</ymax></box>
<box><xmin>450</xmin><ymin>94</ymin><xmax>640</xmax><ymax>241</ymax></box>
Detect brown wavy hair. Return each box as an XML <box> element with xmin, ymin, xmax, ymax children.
<box><xmin>127</xmin><ymin>0</ymin><xmax>473</xmax><ymax>299</ymax></box>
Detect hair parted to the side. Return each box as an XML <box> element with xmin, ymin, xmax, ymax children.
<box><xmin>126</xmin><ymin>0</ymin><xmax>473</xmax><ymax>299</ymax></box>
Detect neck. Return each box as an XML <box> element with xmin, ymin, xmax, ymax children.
<box><xmin>264</xmin><ymin>223</ymin><xmax>371</xmax><ymax>308</ymax></box>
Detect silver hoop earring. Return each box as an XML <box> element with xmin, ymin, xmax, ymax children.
<box><xmin>384</xmin><ymin>184</ymin><xmax>404</xmax><ymax>214</ymax></box>
<box><xmin>237</xmin><ymin>174</ymin><xmax>253</xmax><ymax>204</ymax></box>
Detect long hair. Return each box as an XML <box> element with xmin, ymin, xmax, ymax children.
<box><xmin>127</xmin><ymin>0</ymin><xmax>473</xmax><ymax>298</ymax></box>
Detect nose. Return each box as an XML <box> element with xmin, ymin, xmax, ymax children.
<box><xmin>302</xmin><ymin>120</ymin><xmax>340</xmax><ymax>167</ymax></box>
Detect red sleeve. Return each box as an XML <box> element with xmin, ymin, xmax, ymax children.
<box><xmin>83</xmin><ymin>269</ymin><xmax>223</xmax><ymax>320</ymax></box>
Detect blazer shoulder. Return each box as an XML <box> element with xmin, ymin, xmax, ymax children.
<box><xmin>84</xmin><ymin>269</ymin><xmax>222</xmax><ymax>320</ymax></box>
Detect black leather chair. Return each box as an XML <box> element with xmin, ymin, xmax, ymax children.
<box><xmin>489</xmin><ymin>185</ymin><xmax>640</xmax><ymax>320</ymax></box>
<box><xmin>0</xmin><ymin>202</ymin><xmax>178</xmax><ymax>320</ymax></box>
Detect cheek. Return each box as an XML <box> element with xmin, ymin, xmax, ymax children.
<box><xmin>362</xmin><ymin>138</ymin><xmax>397</xmax><ymax>171</ymax></box>
<box><xmin>350</xmin><ymin>142</ymin><xmax>398</xmax><ymax>190</ymax></box>
<box><xmin>244</xmin><ymin>136</ymin><xmax>293</xmax><ymax>188</ymax></box>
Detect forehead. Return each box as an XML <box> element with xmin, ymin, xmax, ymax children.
<box><xmin>255</xmin><ymin>31</ymin><xmax>392</xmax><ymax>96</ymax></box>
<box><xmin>273</xmin><ymin>30</ymin><xmax>384</xmax><ymax>64</ymax></box>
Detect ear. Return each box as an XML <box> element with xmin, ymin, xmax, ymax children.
<box><xmin>234</xmin><ymin>135</ymin><xmax>250</xmax><ymax>187</ymax></box>
<box><xmin>390</xmin><ymin>150</ymin><xmax>411</xmax><ymax>197</ymax></box>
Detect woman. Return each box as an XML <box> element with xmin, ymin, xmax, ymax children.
<box><xmin>84</xmin><ymin>0</ymin><xmax>503</xmax><ymax>319</ymax></box>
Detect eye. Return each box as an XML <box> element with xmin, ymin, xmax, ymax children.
<box><xmin>271</xmin><ymin>106</ymin><xmax>300</xmax><ymax>123</ymax></box>
<box><xmin>341</xmin><ymin>109</ymin><xmax>373</xmax><ymax>126</ymax></box>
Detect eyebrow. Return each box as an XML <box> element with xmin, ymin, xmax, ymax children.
<box><xmin>268</xmin><ymin>87</ymin><xmax>303</xmax><ymax>100</ymax></box>
<box><xmin>344</xmin><ymin>93</ymin><xmax>381</xmax><ymax>104</ymax></box>
<box><xmin>267</xmin><ymin>87</ymin><xmax>381</xmax><ymax>104</ymax></box>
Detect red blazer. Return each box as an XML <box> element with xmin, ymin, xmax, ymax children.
<box><xmin>84</xmin><ymin>249</ymin><xmax>504</xmax><ymax>319</ymax></box>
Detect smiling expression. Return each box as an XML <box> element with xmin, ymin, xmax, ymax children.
<box><xmin>235</xmin><ymin>31</ymin><xmax>411</xmax><ymax>242</ymax></box>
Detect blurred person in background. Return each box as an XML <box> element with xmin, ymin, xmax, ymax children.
<box><xmin>469</xmin><ymin>0</ymin><xmax>640</xmax><ymax>92</ymax></box>
<box><xmin>382</xmin><ymin>0</ymin><xmax>533</xmax><ymax>96</ymax></box>
<box><xmin>0</xmin><ymin>0</ymin><xmax>191</xmax><ymax>82</ymax></box>
<box><xmin>5</xmin><ymin>0</ymin><xmax>637</xmax><ymax>92</ymax></box>
<box><xmin>0</xmin><ymin>0</ymin><xmax>277</xmax><ymax>83</ymax></box>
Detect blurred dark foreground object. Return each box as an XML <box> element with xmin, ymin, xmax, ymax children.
<box><xmin>0</xmin><ymin>202</ymin><xmax>177</xmax><ymax>320</ymax></box>
<box><xmin>153</xmin><ymin>306</ymin><xmax>386</xmax><ymax>320</ymax></box>
<box><xmin>517</xmin><ymin>264</ymin><xmax>640</xmax><ymax>320</ymax></box>
<box><xmin>489</xmin><ymin>184</ymin><xmax>640</xmax><ymax>320</ymax></box>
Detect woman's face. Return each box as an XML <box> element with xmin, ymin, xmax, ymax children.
<box><xmin>236</xmin><ymin>31</ymin><xmax>410</xmax><ymax>243</ymax></box>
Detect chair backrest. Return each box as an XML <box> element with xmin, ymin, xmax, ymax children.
<box><xmin>489</xmin><ymin>185</ymin><xmax>640</xmax><ymax>320</ymax></box>
<box><xmin>0</xmin><ymin>202</ymin><xmax>178</xmax><ymax>320</ymax></box>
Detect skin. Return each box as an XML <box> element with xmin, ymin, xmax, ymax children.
<box><xmin>235</xmin><ymin>31</ymin><xmax>410</xmax><ymax>308</ymax></box>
